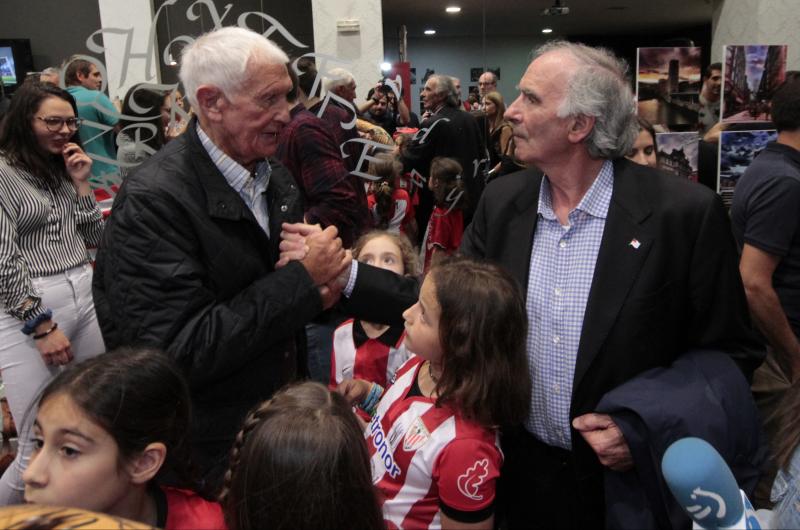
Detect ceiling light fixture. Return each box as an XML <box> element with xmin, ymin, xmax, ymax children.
<box><xmin>542</xmin><ymin>28</ymin><xmax>553</xmax><ymax>34</ymax></box>
<box><xmin>424</xmin><ymin>29</ymin><xmax>436</xmax><ymax>35</ymax></box>
<box><xmin>445</xmin><ymin>6</ymin><xmax>461</xmax><ymax>13</ymax></box>
<box><xmin>380</xmin><ymin>62</ymin><xmax>392</xmax><ymax>72</ymax></box>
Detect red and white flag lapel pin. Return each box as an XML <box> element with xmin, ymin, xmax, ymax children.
<box><xmin>628</xmin><ymin>238</ymin><xmax>641</xmax><ymax>249</ymax></box>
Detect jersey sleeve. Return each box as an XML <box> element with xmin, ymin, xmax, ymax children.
<box><xmin>741</xmin><ymin>176</ymin><xmax>800</xmax><ymax>257</ymax></box>
<box><xmin>434</xmin><ymin>437</ymin><xmax>501</xmax><ymax>517</ymax></box>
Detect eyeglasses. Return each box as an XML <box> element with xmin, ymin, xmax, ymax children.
<box><xmin>36</xmin><ymin>116</ymin><xmax>82</xmax><ymax>132</ymax></box>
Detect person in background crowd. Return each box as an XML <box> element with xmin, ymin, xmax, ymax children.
<box><xmin>698</xmin><ymin>62</ymin><xmax>722</xmax><ymax>134</ymax></box>
<box><xmin>295</xmin><ymin>57</ymin><xmax>360</xmax><ymax>172</ymax></box>
<box><xmin>38</xmin><ymin>67</ymin><xmax>60</xmax><ymax>86</ymax></box>
<box><xmin>477</xmin><ymin>71</ymin><xmax>498</xmax><ymax>110</ymax></box>
<box><xmin>401</xmin><ymin>74</ymin><xmax>483</xmax><ymax>241</ymax></box>
<box><xmin>221</xmin><ymin>382</ymin><xmax>384</xmax><ymax>530</ymax></box>
<box><xmin>367</xmin><ymin>152</ymin><xmax>416</xmax><ymax>237</ymax></box>
<box><xmin>361</xmin><ymin>82</ymin><xmax>410</xmax><ymax>138</ymax></box>
<box><xmin>732</xmin><ymin>79</ymin><xmax>800</xmax><ymax>505</ymax></box>
<box><xmin>329</xmin><ymin>230</ymin><xmax>416</xmax><ymax>392</ymax></box>
<box><xmin>325</xmin><ymin>67</ymin><xmax>358</xmax><ymax>116</ymax></box>
<box><xmin>483</xmin><ymin>91</ymin><xmax>514</xmax><ymax>178</ymax></box>
<box><xmin>626</xmin><ymin>116</ymin><xmax>658</xmax><ymax>168</ymax></box>
<box><xmin>92</xmin><ymin>27</ymin><xmax>350</xmax><ymax>492</ymax></box>
<box><xmin>64</xmin><ymin>57</ymin><xmax>119</xmax><ymax>179</ymax></box>
<box><xmin>23</xmin><ymin>348</ymin><xmax>224</xmax><ymax>529</ymax></box>
<box><xmin>0</xmin><ymin>82</ymin><xmax>105</xmax><ymax>504</ymax></box>
<box><xmin>420</xmin><ymin>157</ymin><xmax>464</xmax><ymax>274</ymax></box>
<box><xmin>278</xmin><ymin>63</ymin><xmax>369</xmax><ymax>249</ymax></box>
<box><xmin>116</xmin><ymin>84</ymin><xmax>169</xmax><ymax>178</ymax></box>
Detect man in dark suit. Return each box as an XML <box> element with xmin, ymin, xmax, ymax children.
<box><xmin>281</xmin><ymin>40</ymin><xmax>763</xmax><ymax>527</ymax></box>
<box><xmin>402</xmin><ymin>74</ymin><xmax>484</xmax><ymax>238</ymax></box>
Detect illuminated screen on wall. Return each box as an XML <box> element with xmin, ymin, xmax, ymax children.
<box><xmin>0</xmin><ymin>47</ymin><xmax>16</xmax><ymax>85</ymax></box>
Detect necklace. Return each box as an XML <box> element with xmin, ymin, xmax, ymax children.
<box><xmin>428</xmin><ymin>361</ymin><xmax>439</xmax><ymax>384</ymax></box>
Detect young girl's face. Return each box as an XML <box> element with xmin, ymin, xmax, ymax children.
<box><xmin>402</xmin><ymin>275</ymin><xmax>443</xmax><ymax>362</ymax></box>
<box><xmin>23</xmin><ymin>393</ymin><xmax>130</xmax><ymax>513</ymax></box>
<box><xmin>357</xmin><ymin>235</ymin><xmax>405</xmax><ymax>276</ymax></box>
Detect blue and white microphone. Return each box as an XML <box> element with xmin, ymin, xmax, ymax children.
<box><xmin>661</xmin><ymin>437</ymin><xmax>762</xmax><ymax>529</ymax></box>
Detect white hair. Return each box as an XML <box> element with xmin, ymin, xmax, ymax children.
<box><xmin>533</xmin><ymin>40</ymin><xmax>638</xmax><ymax>159</ymax></box>
<box><xmin>180</xmin><ymin>27</ymin><xmax>289</xmax><ymax>111</ymax></box>
<box><xmin>324</xmin><ymin>68</ymin><xmax>355</xmax><ymax>92</ymax></box>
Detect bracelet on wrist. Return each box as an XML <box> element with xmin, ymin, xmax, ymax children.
<box><xmin>21</xmin><ymin>309</ymin><xmax>53</xmax><ymax>336</ymax></box>
<box><xmin>33</xmin><ymin>322</ymin><xmax>58</xmax><ymax>340</ymax></box>
<box><xmin>360</xmin><ymin>383</ymin><xmax>384</xmax><ymax>416</ymax></box>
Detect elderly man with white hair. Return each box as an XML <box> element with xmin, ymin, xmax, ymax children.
<box><xmin>93</xmin><ymin>27</ymin><xmax>349</xmax><ymax>489</ymax></box>
<box><xmin>284</xmin><ymin>40</ymin><xmax>764</xmax><ymax>528</ymax></box>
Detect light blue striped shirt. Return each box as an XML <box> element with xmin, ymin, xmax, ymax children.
<box><xmin>525</xmin><ymin>160</ymin><xmax>614</xmax><ymax>449</ymax></box>
<box><xmin>197</xmin><ymin>124</ymin><xmax>272</xmax><ymax>237</ymax></box>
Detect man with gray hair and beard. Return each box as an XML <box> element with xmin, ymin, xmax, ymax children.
<box><xmin>93</xmin><ymin>27</ymin><xmax>349</xmax><ymax>489</ymax></box>
<box><xmin>282</xmin><ymin>40</ymin><xmax>764</xmax><ymax>527</ymax></box>
<box><xmin>402</xmin><ymin>73</ymin><xmax>483</xmax><ymax>240</ymax></box>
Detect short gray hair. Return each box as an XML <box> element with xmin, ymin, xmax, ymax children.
<box><xmin>430</xmin><ymin>75</ymin><xmax>459</xmax><ymax>108</ymax></box>
<box><xmin>533</xmin><ymin>40</ymin><xmax>638</xmax><ymax>159</ymax></box>
<box><xmin>325</xmin><ymin>68</ymin><xmax>355</xmax><ymax>92</ymax></box>
<box><xmin>179</xmin><ymin>27</ymin><xmax>288</xmax><ymax>111</ymax></box>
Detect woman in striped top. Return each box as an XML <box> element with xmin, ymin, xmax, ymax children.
<box><xmin>0</xmin><ymin>82</ymin><xmax>105</xmax><ymax>504</ymax></box>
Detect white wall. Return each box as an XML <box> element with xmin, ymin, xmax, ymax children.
<box><xmin>311</xmin><ymin>0</ymin><xmax>384</xmax><ymax>102</ymax></box>
<box><xmin>383</xmin><ymin>35</ymin><xmax>545</xmax><ymax>114</ymax></box>
<box><xmin>711</xmin><ymin>0</ymin><xmax>800</xmax><ymax>69</ymax></box>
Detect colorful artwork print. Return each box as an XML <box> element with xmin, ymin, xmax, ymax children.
<box><xmin>718</xmin><ymin>129</ymin><xmax>778</xmax><ymax>207</ymax></box>
<box><xmin>655</xmin><ymin>132</ymin><xmax>699</xmax><ymax>181</ymax></box>
<box><xmin>722</xmin><ymin>45</ymin><xmax>787</xmax><ymax>123</ymax></box>
<box><xmin>636</xmin><ymin>47</ymin><xmax>702</xmax><ymax>128</ymax></box>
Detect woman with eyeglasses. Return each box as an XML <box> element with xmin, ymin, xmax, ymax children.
<box><xmin>0</xmin><ymin>82</ymin><xmax>105</xmax><ymax>504</ymax></box>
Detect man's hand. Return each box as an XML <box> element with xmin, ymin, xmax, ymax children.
<box><xmin>301</xmin><ymin>225</ymin><xmax>350</xmax><ymax>286</ymax></box>
<box><xmin>572</xmin><ymin>413</ymin><xmax>633</xmax><ymax>472</ymax></box>
<box><xmin>277</xmin><ymin>222</ymin><xmax>320</xmax><ymax>268</ymax></box>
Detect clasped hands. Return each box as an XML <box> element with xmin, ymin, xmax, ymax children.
<box><xmin>277</xmin><ymin>223</ymin><xmax>352</xmax><ymax>309</ymax></box>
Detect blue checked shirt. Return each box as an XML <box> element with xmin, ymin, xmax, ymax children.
<box><xmin>197</xmin><ymin>124</ymin><xmax>272</xmax><ymax>237</ymax></box>
<box><xmin>526</xmin><ymin>160</ymin><xmax>614</xmax><ymax>449</ymax></box>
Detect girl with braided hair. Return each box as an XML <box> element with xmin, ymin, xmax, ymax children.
<box><xmin>367</xmin><ymin>152</ymin><xmax>416</xmax><ymax>238</ymax></box>
<box><xmin>21</xmin><ymin>347</ymin><xmax>223</xmax><ymax>529</ymax></box>
<box><xmin>220</xmin><ymin>382</ymin><xmax>383</xmax><ymax>530</ymax></box>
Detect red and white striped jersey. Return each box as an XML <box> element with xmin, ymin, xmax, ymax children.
<box><xmin>367</xmin><ymin>356</ymin><xmax>501</xmax><ymax>529</ymax></box>
<box><xmin>330</xmin><ymin>319</ymin><xmax>411</xmax><ymax>388</ymax></box>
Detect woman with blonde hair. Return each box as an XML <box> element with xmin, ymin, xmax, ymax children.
<box><xmin>483</xmin><ymin>91</ymin><xmax>515</xmax><ymax>179</ymax></box>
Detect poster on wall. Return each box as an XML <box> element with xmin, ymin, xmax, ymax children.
<box><xmin>470</xmin><ymin>67</ymin><xmax>501</xmax><ymax>82</ymax></box>
<box><xmin>655</xmin><ymin>132</ymin><xmax>699</xmax><ymax>182</ymax></box>
<box><xmin>0</xmin><ymin>48</ymin><xmax>15</xmax><ymax>85</ymax></box>
<box><xmin>636</xmin><ymin>47</ymin><xmax>702</xmax><ymax>129</ymax></box>
<box><xmin>721</xmin><ymin>45</ymin><xmax>787</xmax><ymax>123</ymax></box>
<box><xmin>718</xmin><ymin>129</ymin><xmax>778</xmax><ymax>207</ymax></box>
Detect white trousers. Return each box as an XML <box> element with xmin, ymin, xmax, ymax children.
<box><xmin>0</xmin><ymin>263</ymin><xmax>105</xmax><ymax>505</ymax></box>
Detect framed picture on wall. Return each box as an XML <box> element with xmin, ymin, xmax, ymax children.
<box><xmin>722</xmin><ymin>44</ymin><xmax>787</xmax><ymax>123</ymax></box>
<box><xmin>718</xmin><ymin>129</ymin><xmax>777</xmax><ymax>207</ymax></box>
<box><xmin>636</xmin><ymin>46</ymin><xmax>702</xmax><ymax>128</ymax></box>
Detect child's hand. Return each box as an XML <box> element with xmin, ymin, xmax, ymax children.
<box><xmin>337</xmin><ymin>379</ymin><xmax>371</xmax><ymax>405</ymax></box>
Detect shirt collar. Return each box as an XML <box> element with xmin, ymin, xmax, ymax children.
<box><xmin>352</xmin><ymin>320</ymin><xmax>405</xmax><ymax>349</ymax></box>
<box><xmin>537</xmin><ymin>159</ymin><xmax>614</xmax><ymax>221</ymax></box>
<box><xmin>196</xmin><ymin>122</ymin><xmax>271</xmax><ymax>194</ymax></box>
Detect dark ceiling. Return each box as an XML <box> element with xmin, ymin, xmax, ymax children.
<box><xmin>382</xmin><ymin>0</ymin><xmax>713</xmax><ymax>39</ymax></box>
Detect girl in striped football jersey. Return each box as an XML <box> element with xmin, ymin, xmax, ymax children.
<box><xmin>330</xmin><ymin>230</ymin><xmax>418</xmax><ymax>393</ymax></box>
<box><xmin>339</xmin><ymin>256</ymin><xmax>531</xmax><ymax>529</ymax></box>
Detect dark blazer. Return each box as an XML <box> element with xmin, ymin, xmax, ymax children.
<box><xmin>93</xmin><ymin>118</ymin><xmax>322</xmax><ymax>482</ymax></box>
<box><xmin>347</xmin><ymin>158</ymin><xmax>764</xmax><ymax>481</ymax></box>
<box><xmin>402</xmin><ymin>105</ymin><xmax>485</xmax><ymax>222</ymax></box>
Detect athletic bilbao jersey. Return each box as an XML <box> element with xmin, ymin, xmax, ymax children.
<box><xmin>367</xmin><ymin>356</ymin><xmax>501</xmax><ymax>529</ymax></box>
<box><xmin>330</xmin><ymin>319</ymin><xmax>411</xmax><ymax>388</ymax></box>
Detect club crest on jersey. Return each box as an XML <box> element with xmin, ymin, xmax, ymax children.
<box><xmin>457</xmin><ymin>459</ymin><xmax>490</xmax><ymax>501</ymax></box>
<box><xmin>403</xmin><ymin>417</ymin><xmax>430</xmax><ymax>451</ymax></box>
